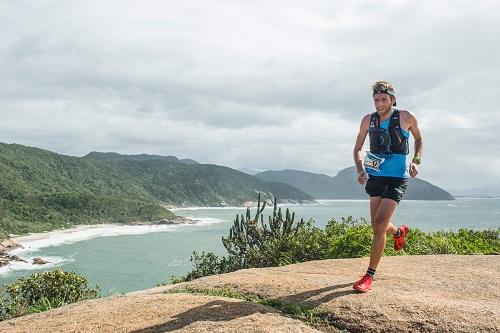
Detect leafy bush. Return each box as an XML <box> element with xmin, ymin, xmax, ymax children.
<box><xmin>0</xmin><ymin>270</ymin><xmax>100</xmax><ymax>320</ymax></box>
<box><xmin>324</xmin><ymin>216</ymin><xmax>373</xmax><ymax>258</ymax></box>
<box><xmin>168</xmin><ymin>251</ymin><xmax>244</xmax><ymax>284</ymax></box>
<box><xmin>404</xmin><ymin>228</ymin><xmax>500</xmax><ymax>255</ymax></box>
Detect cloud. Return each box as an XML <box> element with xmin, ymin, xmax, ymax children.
<box><xmin>0</xmin><ymin>0</ymin><xmax>499</xmax><ymax>189</ymax></box>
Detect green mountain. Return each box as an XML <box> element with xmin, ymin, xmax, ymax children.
<box><xmin>256</xmin><ymin>167</ymin><xmax>454</xmax><ymax>200</ymax></box>
<box><xmin>0</xmin><ymin>143</ymin><xmax>313</xmax><ymax>238</ymax></box>
<box><xmin>255</xmin><ymin>170</ymin><xmax>337</xmax><ymax>198</ymax></box>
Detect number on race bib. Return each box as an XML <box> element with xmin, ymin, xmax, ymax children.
<box><xmin>364</xmin><ymin>152</ymin><xmax>385</xmax><ymax>172</ymax></box>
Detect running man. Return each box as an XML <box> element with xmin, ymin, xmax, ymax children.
<box><xmin>352</xmin><ymin>81</ymin><xmax>423</xmax><ymax>292</ymax></box>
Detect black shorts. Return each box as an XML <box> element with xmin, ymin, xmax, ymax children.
<box><xmin>365</xmin><ymin>175</ymin><xmax>408</xmax><ymax>203</ymax></box>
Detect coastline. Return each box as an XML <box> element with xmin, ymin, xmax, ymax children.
<box><xmin>7</xmin><ymin>216</ymin><xmax>198</xmax><ymax>244</ymax></box>
<box><xmin>9</xmin><ymin>224</ymin><xmax>115</xmax><ymax>244</ymax></box>
<box><xmin>1</xmin><ymin>216</ymin><xmax>200</xmax><ymax>270</ymax></box>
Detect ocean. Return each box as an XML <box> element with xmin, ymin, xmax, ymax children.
<box><xmin>1</xmin><ymin>198</ymin><xmax>499</xmax><ymax>293</ymax></box>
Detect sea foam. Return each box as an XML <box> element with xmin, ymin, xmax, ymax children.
<box><xmin>169</xmin><ymin>206</ymin><xmax>246</xmax><ymax>211</ymax></box>
<box><xmin>11</xmin><ymin>218</ymin><xmax>224</xmax><ymax>254</ymax></box>
<box><xmin>0</xmin><ymin>255</ymin><xmax>72</xmax><ymax>275</ymax></box>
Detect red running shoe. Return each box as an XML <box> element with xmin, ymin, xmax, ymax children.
<box><xmin>353</xmin><ymin>274</ymin><xmax>373</xmax><ymax>293</ymax></box>
<box><xmin>393</xmin><ymin>224</ymin><xmax>409</xmax><ymax>251</ymax></box>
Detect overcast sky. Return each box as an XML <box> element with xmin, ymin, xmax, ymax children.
<box><xmin>1</xmin><ymin>1</ymin><xmax>499</xmax><ymax>190</ymax></box>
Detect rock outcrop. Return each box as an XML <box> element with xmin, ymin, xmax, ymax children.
<box><xmin>1</xmin><ymin>255</ymin><xmax>499</xmax><ymax>332</ymax></box>
<box><xmin>32</xmin><ymin>257</ymin><xmax>50</xmax><ymax>265</ymax></box>
<box><xmin>0</xmin><ymin>239</ymin><xmax>21</xmax><ymax>253</ymax></box>
<box><xmin>153</xmin><ymin>217</ymin><xmax>199</xmax><ymax>225</ymax></box>
<box><xmin>0</xmin><ymin>239</ymin><xmax>24</xmax><ymax>268</ymax></box>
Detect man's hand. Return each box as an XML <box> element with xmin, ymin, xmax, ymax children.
<box><xmin>409</xmin><ymin>162</ymin><xmax>419</xmax><ymax>177</ymax></box>
<box><xmin>357</xmin><ymin>170</ymin><xmax>368</xmax><ymax>185</ymax></box>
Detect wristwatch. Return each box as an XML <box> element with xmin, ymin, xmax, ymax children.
<box><xmin>412</xmin><ymin>156</ymin><xmax>421</xmax><ymax>165</ymax></box>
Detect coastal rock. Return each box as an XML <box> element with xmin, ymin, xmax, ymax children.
<box><xmin>0</xmin><ymin>239</ymin><xmax>27</xmax><ymax>267</ymax></box>
<box><xmin>33</xmin><ymin>257</ymin><xmax>50</xmax><ymax>265</ymax></box>
<box><xmin>10</xmin><ymin>255</ymin><xmax>28</xmax><ymax>263</ymax></box>
<box><xmin>152</xmin><ymin>217</ymin><xmax>198</xmax><ymax>225</ymax></box>
<box><xmin>0</xmin><ymin>254</ymin><xmax>10</xmax><ymax>267</ymax></box>
<box><xmin>0</xmin><ymin>239</ymin><xmax>22</xmax><ymax>253</ymax></box>
<box><xmin>0</xmin><ymin>253</ymin><xmax>28</xmax><ymax>267</ymax></box>
<box><xmin>1</xmin><ymin>255</ymin><xmax>498</xmax><ymax>332</ymax></box>
<box><xmin>129</xmin><ymin>217</ymin><xmax>199</xmax><ymax>226</ymax></box>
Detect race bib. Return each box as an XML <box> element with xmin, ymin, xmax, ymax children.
<box><xmin>364</xmin><ymin>151</ymin><xmax>385</xmax><ymax>172</ymax></box>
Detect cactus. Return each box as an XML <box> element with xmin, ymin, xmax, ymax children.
<box><xmin>222</xmin><ymin>193</ymin><xmax>266</xmax><ymax>256</ymax></box>
<box><xmin>222</xmin><ymin>194</ymin><xmax>306</xmax><ymax>260</ymax></box>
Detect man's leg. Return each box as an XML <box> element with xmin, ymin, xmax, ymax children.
<box><xmin>369</xmin><ymin>197</ymin><xmax>398</xmax><ymax>235</ymax></box>
<box><xmin>368</xmin><ymin>198</ymin><xmax>398</xmax><ymax>270</ymax></box>
<box><xmin>354</xmin><ymin>197</ymin><xmax>400</xmax><ymax>292</ymax></box>
<box><xmin>355</xmin><ymin>178</ymin><xmax>409</xmax><ymax>292</ymax></box>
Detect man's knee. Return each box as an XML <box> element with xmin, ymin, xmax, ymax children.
<box><xmin>372</xmin><ymin>219</ymin><xmax>387</xmax><ymax>236</ymax></box>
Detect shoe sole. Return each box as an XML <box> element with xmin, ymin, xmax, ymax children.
<box><xmin>353</xmin><ymin>285</ymin><xmax>371</xmax><ymax>293</ymax></box>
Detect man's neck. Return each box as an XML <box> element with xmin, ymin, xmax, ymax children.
<box><xmin>378</xmin><ymin>108</ymin><xmax>394</xmax><ymax>121</ymax></box>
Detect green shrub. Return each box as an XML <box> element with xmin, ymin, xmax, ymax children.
<box><xmin>243</xmin><ymin>220</ymin><xmax>329</xmax><ymax>267</ymax></box>
<box><xmin>168</xmin><ymin>251</ymin><xmax>244</xmax><ymax>283</ymax></box>
<box><xmin>405</xmin><ymin>228</ymin><xmax>500</xmax><ymax>255</ymax></box>
<box><xmin>1</xmin><ymin>270</ymin><xmax>100</xmax><ymax>320</ymax></box>
<box><xmin>325</xmin><ymin>217</ymin><xmax>373</xmax><ymax>258</ymax></box>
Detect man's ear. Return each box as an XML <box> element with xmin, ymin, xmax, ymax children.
<box><xmin>392</xmin><ymin>96</ymin><xmax>397</xmax><ymax>106</ymax></box>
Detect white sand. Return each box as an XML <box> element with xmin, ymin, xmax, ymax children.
<box><xmin>11</xmin><ymin>223</ymin><xmax>113</xmax><ymax>243</ymax></box>
<box><xmin>10</xmin><ymin>217</ymin><xmax>224</xmax><ymax>253</ymax></box>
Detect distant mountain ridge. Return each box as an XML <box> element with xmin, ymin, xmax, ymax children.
<box><xmin>256</xmin><ymin>167</ymin><xmax>454</xmax><ymax>200</ymax></box>
<box><xmin>450</xmin><ymin>182</ymin><xmax>500</xmax><ymax>198</ymax></box>
<box><xmin>255</xmin><ymin>170</ymin><xmax>337</xmax><ymax>198</ymax></box>
<box><xmin>84</xmin><ymin>152</ymin><xmax>199</xmax><ymax>165</ymax></box>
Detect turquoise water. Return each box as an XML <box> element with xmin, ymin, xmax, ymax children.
<box><xmin>1</xmin><ymin>198</ymin><xmax>499</xmax><ymax>293</ymax></box>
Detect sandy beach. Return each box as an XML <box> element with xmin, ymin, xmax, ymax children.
<box><xmin>10</xmin><ymin>223</ymin><xmax>115</xmax><ymax>244</ymax></box>
<box><xmin>0</xmin><ymin>216</ymin><xmax>208</xmax><ymax>274</ymax></box>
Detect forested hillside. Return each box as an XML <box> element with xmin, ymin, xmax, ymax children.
<box><xmin>0</xmin><ymin>143</ymin><xmax>313</xmax><ymax>238</ymax></box>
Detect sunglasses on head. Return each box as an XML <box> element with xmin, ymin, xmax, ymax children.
<box><xmin>372</xmin><ymin>88</ymin><xmax>395</xmax><ymax>96</ymax></box>
<box><xmin>372</xmin><ymin>88</ymin><xmax>396</xmax><ymax>106</ymax></box>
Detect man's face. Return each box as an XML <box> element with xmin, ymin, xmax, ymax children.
<box><xmin>373</xmin><ymin>93</ymin><xmax>394</xmax><ymax>115</ymax></box>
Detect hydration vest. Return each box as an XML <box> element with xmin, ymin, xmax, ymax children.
<box><xmin>369</xmin><ymin>110</ymin><xmax>409</xmax><ymax>155</ymax></box>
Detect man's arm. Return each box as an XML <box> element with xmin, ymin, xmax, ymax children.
<box><xmin>407</xmin><ymin>112</ymin><xmax>423</xmax><ymax>177</ymax></box>
<box><xmin>353</xmin><ymin>115</ymin><xmax>370</xmax><ymax>184</ymax></box>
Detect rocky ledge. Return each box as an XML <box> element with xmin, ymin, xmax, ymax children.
<box><xmin>1</xmin><ymin>255</ymin><xmax>498</xmax><ymax>332</ymax></box>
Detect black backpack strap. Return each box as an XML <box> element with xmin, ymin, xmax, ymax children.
<box><xmin>389</xmin><ymin>110</ymin><xmax>400</xmax><ymax>130</ymax></box>
<box><xmin>388</xmin><ymin>110</ymin><xmax>409</xmax><ymax>154</ymax></box>
<box><xmin>370</xmin><ymin>112</ymin><xmax>380</xmax><ymax>129</ymax></box>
